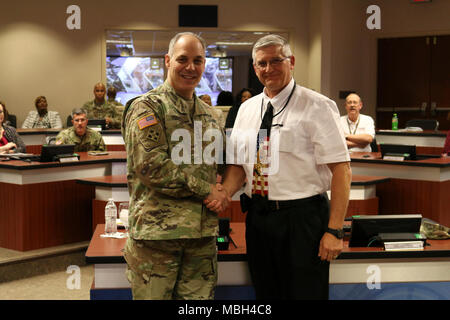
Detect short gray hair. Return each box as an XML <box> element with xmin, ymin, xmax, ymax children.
<box><xmin>71</xmin><ymin>108</ymin><xmax>87</xmax><ymax>118</ymax></box>
<box><xmin>167</xmin><ymin>32</ymin><xmax>206</xmax><ymax>58</ymax></box>
<box><xmin>252</xmin><ymin>34</ymin><xmax>292</xmax><ymax>62</ymax></box>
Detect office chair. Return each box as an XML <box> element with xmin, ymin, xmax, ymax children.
<box><xmin>6</xmin><ymin>114</ymin><xmax>17</xmax><ymax>128</ymax></box>
<box><xmin>370</xmin><ymin>137</ymin><xmax>379</xmax><ymax>152</ymax></box>
<box><xmin>66</xmin><ymin>115</ymin><xmax>72</xmax><ymax>127</ymax></box>
<box><xmin>405</xmin><ymin>119</ymin><xmax>439</xmax><ymax>131</ymax></box>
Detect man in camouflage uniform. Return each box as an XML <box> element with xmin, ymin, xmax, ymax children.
<box><xmin>121</xmin><ymin>32</ymin><xmax>229</xmax><ymax>300</ymax></box>
<box><xmin>82</xmin><ymin>83</ymin><xmax>121</xmax><ymax>129</ymax></box>
<box><xmin>56</xmin><ymin>108</ymin><xmax>106</xmax><ymax>152</ymax></box>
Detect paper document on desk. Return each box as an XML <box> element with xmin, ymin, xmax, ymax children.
<box><xmin>100</xmin><ymin>232</ymin><xmax>128</xmax><ymax>239</ymax></box>
<box><xmin>404</xmin><ymin>127</ymin><xmax>423</xmax><ymax>132</ymax></box>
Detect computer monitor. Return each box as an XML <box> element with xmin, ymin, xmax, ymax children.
<box><xmin>87</xmin><ymin>119</ymin><xmax>107</xmax><ymax>130</ymax></box>
<box><xmin>349</xmin><ymin>214</ymin><xmax>422</xmax><ymax>247</ymax></box>
<box><xmin>40</xmin><ymin>144</ymin><xmax>76</xmax><ymax>162</ymax></box>
<box><xmin>380</xmin><ymin>143</ymin><xmax>417</xmax><ymax>160</ymax></box>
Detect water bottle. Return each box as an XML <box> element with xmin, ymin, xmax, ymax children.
<box><xmin>392</xmin><ymin>113</ymin><xmax>398</xmax><ymax>130</ymax></box>
<box><xmin>105</xmin><ymin>198</ymin><xmax>117</xmax><ymax>234</ymax></box>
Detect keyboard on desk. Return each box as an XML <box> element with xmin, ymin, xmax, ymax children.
<box><xmin>415</xmin><ymin>154</ymin><xmax>441</xmax><ymax>160</ymax></box>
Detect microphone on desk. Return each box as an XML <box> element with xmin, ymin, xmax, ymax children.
<box><xmin>46</xmin><ymin>137</ymin><xmax>57</xmax><ymax>145</ymax></box>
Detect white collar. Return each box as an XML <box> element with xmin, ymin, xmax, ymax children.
<box><xmin>262</xmin><ymin>78</ymin><xmax>295</xmax><ymax>112</ymax></box>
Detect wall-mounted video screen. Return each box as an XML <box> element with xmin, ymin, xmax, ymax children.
<box><xmin>106</xmin><ymin>56</ymin><xmax>233</xmax><ymax>106</ymax></box>
<box><xmin>106</xmin><ymin>56</ymin><xmax>165</xmax><ymax>105</ymax></box>
<box><xmin>196</xmin><ymin>57</ymin><xmax>233</xmax><ymax>105</ymax></box>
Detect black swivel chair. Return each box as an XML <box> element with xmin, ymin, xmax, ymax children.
<box><xmin>405</xmin><ymin>119</ymin><xmax>439</xmax><ymax>131</ymax></box>
<box><xmin>6</xmin><ymin>114</ymin><xmax>17</xmax><ymax>128</ymax></box>
<box><xmin>66</xmin><ymin>115</ymin><xmax>73</xmax><ymax>127</ymax></box>
<box><xmin>370</xmin><ymin>137</ymin><xmax>379</xmax><ymax>152</ymax></box>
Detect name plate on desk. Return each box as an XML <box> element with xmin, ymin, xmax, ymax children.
<box><xmin>384</xmin><ymin>241</ymin><xmax>424</xmax><ymax>251</ymax></box>
<box><xmin>59</xmin><ymin>156</ymin><xmax>79</xmax><ymax>163</ymax></box>
<box><xmin>383</xmin><ymin>155</ymin><xmax>405</xmax><ymax>161</ymax></box>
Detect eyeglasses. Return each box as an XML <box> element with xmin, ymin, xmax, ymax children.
<box><xmin>254</xmin><ymin>57</ymin><xmax>290</xmax><ymax>70</ymax></box>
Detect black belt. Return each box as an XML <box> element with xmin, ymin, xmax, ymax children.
<box><xmin>251</xmin><ymin>193</ymin><xmax>325</xmax><ymax>211</ymax></box>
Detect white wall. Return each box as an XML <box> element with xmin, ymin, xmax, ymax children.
<box><xmin>0</xmin><ymin>0</ymin><xmax>310</xmax><ymax>126</ymax></box>
<box><xmin>325</xmin><ymin>0</ymin><xmax>450</xmax><ymax>121</ymax></box>
<box><xmin>1</xmin><ymin>0</ymin><xmax>450</xmax><ymax>127</ymax></box>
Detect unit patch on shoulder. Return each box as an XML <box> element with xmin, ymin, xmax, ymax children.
<box><xmin>137</xmin><ymin>114</ymin><xmax>158</xmax><ymax>130</ymax></box>
<box><xmin>148</xmin><ymin>127</ymin><xmax>161</xmax><ymax>143</ymax></box>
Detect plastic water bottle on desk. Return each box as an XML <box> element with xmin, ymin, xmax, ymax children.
<box><xmin>392</xmin><ymin>113</ymin><xmax>398</xmax><ymax>130</ymax></box>
<box><xmin>105</xmin><ymin>198</ymin><xmax>117</xmax><ymax>234</ymax></box>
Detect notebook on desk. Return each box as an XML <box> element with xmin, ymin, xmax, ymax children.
<box><xmin>0</xmin><ymin>153</ymin><xmax>41</xmax><ymax>161</ymax></box>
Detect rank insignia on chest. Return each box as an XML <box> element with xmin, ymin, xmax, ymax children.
<box><xmin>137</xmin><ymin>114</ymin><xmax>158</xmax><ymax>130</ymax></box>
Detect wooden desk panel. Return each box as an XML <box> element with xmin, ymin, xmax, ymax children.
<box><xmin>0</xmin><ymin>180</ymin><xmax>94</xmax><ymax>251</ymax></box>
<box><xmin>18</xmin><ymin>129</ymin><xmax>126</xmax><ymax>153</ymax></box>
<box><xmin>0</xmin><ymin>152</ymin><xmax>126</xmax><ymax>251</ymax></box>
<box><xmin>350</xmin><ymin>152</ymin><xmax>450</xmax><ymax>227</ymax></box>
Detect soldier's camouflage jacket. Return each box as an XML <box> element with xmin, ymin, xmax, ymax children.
<box><xmin>122</xmin><ymin>81</ymin><xmax>224</xmax><ymax>240</ymax></box>
<box><xmin>82</xmin><ymin>100</ymin><xmax>121</xmax><ymax>129</ymax></box>
<box><xmin>55</xmin><ymin>127</ymin><xmax>106</xmax><ymax>152</ymax></box>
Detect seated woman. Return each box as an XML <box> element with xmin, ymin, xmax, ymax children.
<box><xmin>225</xmin><ymin>88</ymin><xmax>256</xmax><ymax>129</ymax></box>
<box><xmin>0</xmin><ymin>101</ymin><xmax>26</xmax><ymax>153</ymax></box>
<box><xmin>21</xmin><ymin>96</ymin><xmax>62</xmax><ymax>129</ymax></box>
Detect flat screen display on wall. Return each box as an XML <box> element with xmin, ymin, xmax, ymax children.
<box><xmin>106</xmin><ymin>56</ymin><xmax>233</xmax><ymax>106</ymax></box>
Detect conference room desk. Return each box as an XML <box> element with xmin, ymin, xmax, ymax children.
<box><xmin>85</xmin><ymin>223</ymin><xmax>450</xmax><ymax>300</ymax></box>
<box><xmin>350</xmin><ymin>152</ymin><xmax>450</xmax><ymax>227</ymax></box>
<box><xmin>376</xmin><ymin>130</ymin><xmax>446</xmax><ymax>155</ymax></box>
<box><xmin>224</xmin><ymin>175</ymin><xmax>390</xmax><ymax>222</ymax></box>
<box><xmin>76</xmin><ymin>174</ymin><xmax>390</xmax><ymax>231</ymax></box>
<box><xmin>0</xmin><ymin>151</ymin><xmax>126</xmax><ymax>251</ymax></box>
<box><xmin>17</xmin><ymin>128</ymin><xmax>125</xmax><ymax>153</ymax></box>
<box><xmin>76</xmin><ymin>175</ymin><xmax>129</xmax><ymax>232</ymax></box>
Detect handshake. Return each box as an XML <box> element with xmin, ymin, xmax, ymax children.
<box><xmin>203</xmin><ymin>183</ymin><xmax>232</xmax><ymax>213</ymax></box>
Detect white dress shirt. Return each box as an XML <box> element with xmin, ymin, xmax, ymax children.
<box><xmin>229</xmin><ymin>78</ymin><xmax>350</xmax><ymax>200</ymax></box>
<box><xmin>340</xmin><ymin>114</ymin><xmax>375</xmax><ymax>152</ymax></box>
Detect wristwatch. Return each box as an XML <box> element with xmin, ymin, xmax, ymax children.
<box><xmin>326</xmin><ymin>227</ymin><xmax>344</xmax><ymax>239</ymax></box>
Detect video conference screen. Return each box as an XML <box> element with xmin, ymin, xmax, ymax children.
<box><xmin>195</xmin><ymin>57</ymin><xmax>233</xmax><ymax>105</ymax></box>
<box><xmin>106</xmin><ymin>56</ymin><xmax>233</xmax><ymax>106</ymax></box>
<box><xmin>106</xmin><ymin>57</ymin><xmax>165</xmax><ymax>105</ymax></box>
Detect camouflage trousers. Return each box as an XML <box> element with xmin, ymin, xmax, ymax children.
<box><xmin>124</xmin><ymin>236</ymin><xmax>217</xmax><ymax>300</ymax></box>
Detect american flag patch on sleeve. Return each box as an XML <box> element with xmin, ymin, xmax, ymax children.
<box><xmin>137</xmin><ymin>114</ymin><xmax>158</xmax><ymax>130</ymax></box>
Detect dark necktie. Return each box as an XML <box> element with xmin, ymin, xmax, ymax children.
<box><xmin>260</xmin><ymin>102</ymin><xmax>274</xmax><ymax>138</ymax></box>
<box><xmin>256</xmin><ymin>102</ymin><xmax>274</xmax><ymax>153</ymax></box>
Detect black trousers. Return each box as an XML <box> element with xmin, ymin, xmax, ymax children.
<box><xmin>245</xmin><ymin>194</ymin><xmax>330</xmax><ymax>300</ymax></box>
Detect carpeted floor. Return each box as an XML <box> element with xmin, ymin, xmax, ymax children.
<box><xmin>0</xmin><ymin>264</ymin><xmax>94</xmax><ymax>300</ymax></box>
<box><xmin>0</xmin><ymin>241</ymin><xmax>94</xmax><ymax>300</ymax></box>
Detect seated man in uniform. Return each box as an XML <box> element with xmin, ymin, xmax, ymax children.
<box><xmin>55</xmin><ymin>108</ymin><xmax>106</xmax><ymax>152</ymax></box>
<box><xmin>82</xmin><ymin>83</ymin><xmax>121</xmax><ymax>129</ymax></box>
<box><xmin>340</xmin><ymin>93</ymin><xmax>375</xmax><ymax>152</ymax></box>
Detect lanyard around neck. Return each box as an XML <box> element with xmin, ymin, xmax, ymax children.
<box><xmin>260</xmin><ymin>81</ymin><xmax>296</xmax><ymax>122</ymax></box>
<box><xmin>347</xmin><ymin>116</ymin><xmax>360</xmax><ymax>135</ymax></box>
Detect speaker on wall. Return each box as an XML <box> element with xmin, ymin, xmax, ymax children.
<box><xmin>179</xmin><ymin>5</ymin><xmax>218</xmax><ymax>27</ymax></box>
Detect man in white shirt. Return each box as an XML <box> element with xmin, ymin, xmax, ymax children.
<box><xmin>206</xmin><ymin>35</ymin><xmax>351</xmax><ymax>299</ymax></box>
<box><xmin>340</xmin><ymin>93</ymin><xmax>375</xmax><ymax>152</ymax></box>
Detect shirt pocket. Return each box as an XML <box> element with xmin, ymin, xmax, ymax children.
<box><xmin>278</xmin><ymin>127</ymin><xmax>298</xmax><ymax>153</ymax></box>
